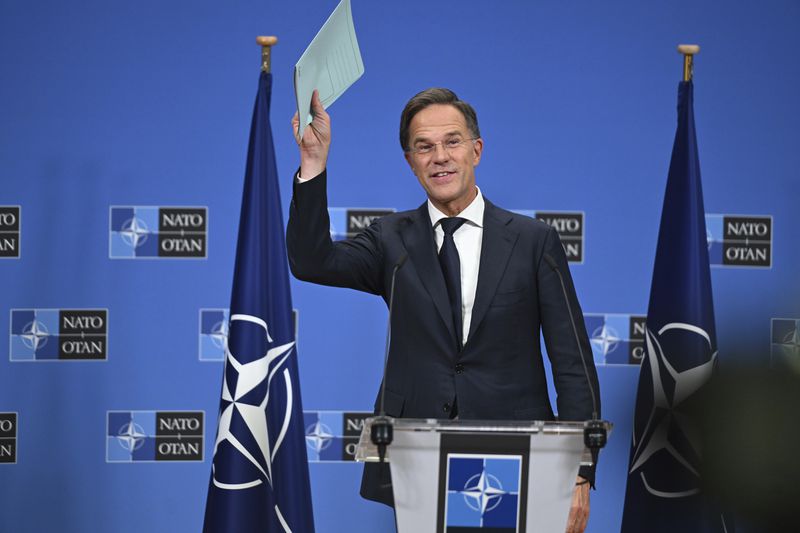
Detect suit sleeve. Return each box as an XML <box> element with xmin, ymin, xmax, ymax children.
<box><xmin>536</xmin><ymin>225</ymin><xmax>601</xmax><ymax>484</ymax></box>
<box><xmin>286</xmin><ymin>169</ymin><xmax>384</xmax><ymax>295</ymax></box>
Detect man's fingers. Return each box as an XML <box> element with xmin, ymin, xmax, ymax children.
<box><xmin>569</xmin><ymin>503</ymin><xmax>584</xmax><ymax>533</ymax></box>
<box><xmin>291</xmin><ymin>89</ymin><xmax>329</xmax><ymax>145</ymax></box>
<box><xmin>565</xmin><ymin>483</ymin><xmax>590</xmax><ymax>533</ymax></box>
<box><xmin>565</xmin><ymin>501</ymin><xmax>578</xmax><ymax>533</ymax></box>
<box><xmin>311</xmin><ymin>89</ymin><xmax>323</xmax><ymax>112</ymax></box>
<box><xmin>577</xmin><ymin>485</ymin><xmax>589</xmax><ymax>532</ymax></box>
<box><xmin>579</xmin><ymin>499</ymin><xmax>590</xmax><ymax>531</ymax></box>
<box><xmin>309</xmin><ymin>89</ymin><xmax>330</xmax><ymax>123</ymax></box>
<box><xmin>291</xmin><ymin>112</ymin><xmax>301</xmax><ymax>143</ymax></box>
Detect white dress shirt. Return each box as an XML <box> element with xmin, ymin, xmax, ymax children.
<box><xmin>427</xmin><ymin>188</ymin><xmax>485</xmax><ymax>346</ymax></box>
<box><xmin>298</xmin><ymin>168</ymin><xmax>485</xmax><ymax>346</ymax></box>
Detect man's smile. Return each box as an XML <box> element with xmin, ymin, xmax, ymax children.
<box><xmin>430</xmin><ymin>170</ymin><xmax>456</xmax><ymax>181</ymax></box>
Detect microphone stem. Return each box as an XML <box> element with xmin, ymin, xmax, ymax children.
<box><xmin>549</xmin><ymin>259</ymin><xmax>599</xmax><ymax>421</ymax></box>
<box><xmin>379</xmin><ymin>263</ymin><xmax>401</xmax><ymax>416</ymax></box>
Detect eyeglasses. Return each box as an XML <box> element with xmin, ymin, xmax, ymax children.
<box><xmin>406</xmin><ymin>138</ymin><xmax>478</xmax><ymax>156</ymax></box>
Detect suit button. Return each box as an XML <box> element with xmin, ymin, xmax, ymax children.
<box><xmin>442</xmin><ymin>403</ymin><xmax>451</xmax><ymax>413</ymax></box>
<box><xmin>455</xmin><ymin>363</ymin><xmax>464</xmax><ymax>374</ymax></box>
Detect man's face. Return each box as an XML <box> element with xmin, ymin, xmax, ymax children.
<box><xmin>404</xmin><ymin>104</ymin><xmax>483</xmax><ymax>216</ymax></box>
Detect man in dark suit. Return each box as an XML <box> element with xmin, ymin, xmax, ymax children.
<box><xmin>288</xmin><ymin>88</ymin><xmax>599</xmax><ymax>533</ymax></box>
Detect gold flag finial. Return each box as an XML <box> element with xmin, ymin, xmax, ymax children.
<box><xmin>256</xmin><ymin>36</ymin><xmax>278</xmax><ymax>73</ymax></box>
<box><xmin>677</xmin><ymin>44</ymin><xmax>700</xmax><ymax>81</ymax></box>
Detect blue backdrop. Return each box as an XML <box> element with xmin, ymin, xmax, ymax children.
<box><xmin>1</xmin><ymin>1</ymin><xmax>798</xmax><ymax>532</ymax></box>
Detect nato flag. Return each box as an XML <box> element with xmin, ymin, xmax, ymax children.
<box><xmin>203</xmin><ymin>72</ymin><xmax>315</xmax><ymax>532</ymax></box>
<box><xmin>620</xmin><ymin>81</ymin><xmax>729</xmax><ymax>532</ymax></box>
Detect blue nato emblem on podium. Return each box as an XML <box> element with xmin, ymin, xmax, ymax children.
<box><xmin>445</xmin><ymin>454</ymin><xmax>522</xmax><ymax>531</ymax></box>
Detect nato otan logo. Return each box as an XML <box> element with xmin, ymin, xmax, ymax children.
<box><xmin>328</xmin><ymin>208</ymin><xmax>396</xmax><ymax>240</ymax></box>
<box><xmin>304</xmin><ymin>411</ymin><xmax>372</xmax><ymax>462</ymax></box>
<box><xmin>199</xmin><ymin>308</ymin><xmax>299</xmax><ymax>361</ymax></box>
<box><xmin>106</xmin><ymin>411</ymin><xmax>204</xmax><ymax>462</ymax></box>
<box><xmin>584</xmin><ymin>313</ymin><xmax>646</xmax><ymax>365</ymax></box>
<box><xmin>706</xmin><ymin>214</ymin><xmax>772</xmax><ymax>267</ymax></box>
<box><xmin>514</xmin><ymin>210</ymin><xmax>585</xmax><ymax>263</ymax></box>
<box><xmin>0</xmin><ymin>206</ymin><xmax>20</xmax><ymax>258</ymax></box>
<box><xmin>0</xmin><ymin>413</ymin><xmax>17</xmax><ymax>464</ymax></box>
<box><xmin>771</xmin><ymin>318</ymin><xmax>800</xmax><ymax>370</ymax></box>
<box><xmin>109</xmin><ymin>206</ymin><xmax>207</xmax><ymax>259</ymax></box>
<box><xmin>10</xmin><ymin>309</ymin><xmax>108</xmax><ymax>361</ymax></box>
<box><xmin>443</xmin><ymin>454</ymin><xmax>522</xmax><ymax>531</ymax></box>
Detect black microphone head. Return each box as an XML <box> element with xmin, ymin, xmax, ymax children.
<box><xmin>542</xmin><ymin>252</ymin><xmax>558</xmax><ymax>271</ymax></box>
<box><xmin>584</xmin><ymin>420</ymin><xmax>607</xmax><ymax>450</ymax></box>
<box><xmin>370</xmin><ymin>416</ymin><xmax>394</xmax><ymax>446</ymax></box>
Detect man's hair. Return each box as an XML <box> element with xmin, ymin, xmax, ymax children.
<box><xmin>399</xmin><ymin>88</ymin><xmax>481</xmax><ymax>152</ymax></box>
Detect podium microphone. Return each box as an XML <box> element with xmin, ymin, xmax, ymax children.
<box><xmin>371</xmin><ymin>252</ymin><xmax>408</xmax><ymax>463</ymax></box>
<box><xmin>542</xmin><ymin>253</ymin><xmax>607</xmax><ymax>464</ymax></box>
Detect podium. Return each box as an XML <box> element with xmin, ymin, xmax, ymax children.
<box><xmin>356</xmin><ymin>418</ymin><xmax>611</xmax><ymax>532</ymax></box>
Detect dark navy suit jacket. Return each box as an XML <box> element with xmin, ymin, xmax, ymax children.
<box><xmin>287</xmin><ymin>170</ymin><xmax>600</xmax><ymax>506</ymax></box>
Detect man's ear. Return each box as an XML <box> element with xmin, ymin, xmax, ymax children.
<box><xmin>472</xmin><ymin>138</ymin><xmax>484</xmax><ymax>166</ymax></box>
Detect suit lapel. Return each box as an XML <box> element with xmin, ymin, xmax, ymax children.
<box><xmin>401</xmin><ymin>204</ymin><xmax>457</xmax><ymax>345</ymax></box>
<box><xmin>467</xmin><ymin>199</ymin><xmax>518</xmax><ymax>342</ymax></box>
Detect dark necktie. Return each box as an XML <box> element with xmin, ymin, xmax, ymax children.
<box><xmin>439</xmin><ymin>217</ymin><xmax>467</xmax><ymax>348</ymax></box>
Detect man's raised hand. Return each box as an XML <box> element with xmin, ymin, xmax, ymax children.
<box><xmin>292</xmin><ymin>89</ymin><xmax>331</xmax><ymax>180</ymax></box>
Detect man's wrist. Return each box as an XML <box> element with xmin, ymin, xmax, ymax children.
<box><xmin>296</xmin><ymin>167</ymin><xmax>325</xmax><ymax>183</ymax></box>
<box><xmin>299</xmin><ymin>159</ymin><xmax>326</xmax><ymax>182</ymax></box>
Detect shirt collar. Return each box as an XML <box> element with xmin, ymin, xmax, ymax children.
<box><xmin>427</xmin><ymin>187</ymin><xmax>485</xmax><ymax>229</ymax></box>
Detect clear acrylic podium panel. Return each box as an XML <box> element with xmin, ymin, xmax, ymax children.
<box><xmin>356</xmin><ymin>418</ymin><xmax>612</xmax><ymax>533</ymax></box>
<box><xmin>356</xmin><ymin>418</ymin><xmax>603</xmax><ymax>465</ymax></box>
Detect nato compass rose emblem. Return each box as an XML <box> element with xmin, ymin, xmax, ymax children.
<box><xmin>459</xmin><ymin>470</ymin><xmax>508</xmax><ymax>514</ymax></box>
<box><xmin>116</xmin><ymin>421</ymin><xmax>146</xmax><ymax>452</ymax></box>
<box><xmin>20</xmin><ymin>320</ymin><xmax>50</xmax><ymax>352</ymax></box>
<box><xmin>120</xmin><ymin>216</ymin><xmax>149</xmax><ymax>249</ymax></box>
<box><xmin>629</xmin><ymin>322</ymin><xmax>717</xmax><ymax>497</ymax></box>
<box><xmin>305</xmin><ymin>420</ymin><xmax>334</xmax><ymax>454</ymax></box>
<box><xmin>210</xmin><ymin>313</ymin><xmax>296</xmax><ymax>492</ymax></box>
<box><xmin>591</xmin><ymin>324</ymin><xmax>621</xmax><ymax>358</ymax></box>
<box><xmin>210</xmin><ymin>320</ymin><xmax>228</xmax><ymax>351</ymax></box>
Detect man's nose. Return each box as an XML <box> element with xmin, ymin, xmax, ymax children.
<box><xmin>431</xmin><ymin>142</ymin><xmax>450</xmax><ymax>162</ymax></box>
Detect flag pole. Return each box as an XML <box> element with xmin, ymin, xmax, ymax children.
<box><xmin>256</xmin><ymin>35</ymin><xmax>278</xmax><ymax>72</ymax></box>
<box><xmin>677</xmin><ymin>44</ymin><xmax>700</xmax><ymax>81</ymax></box>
